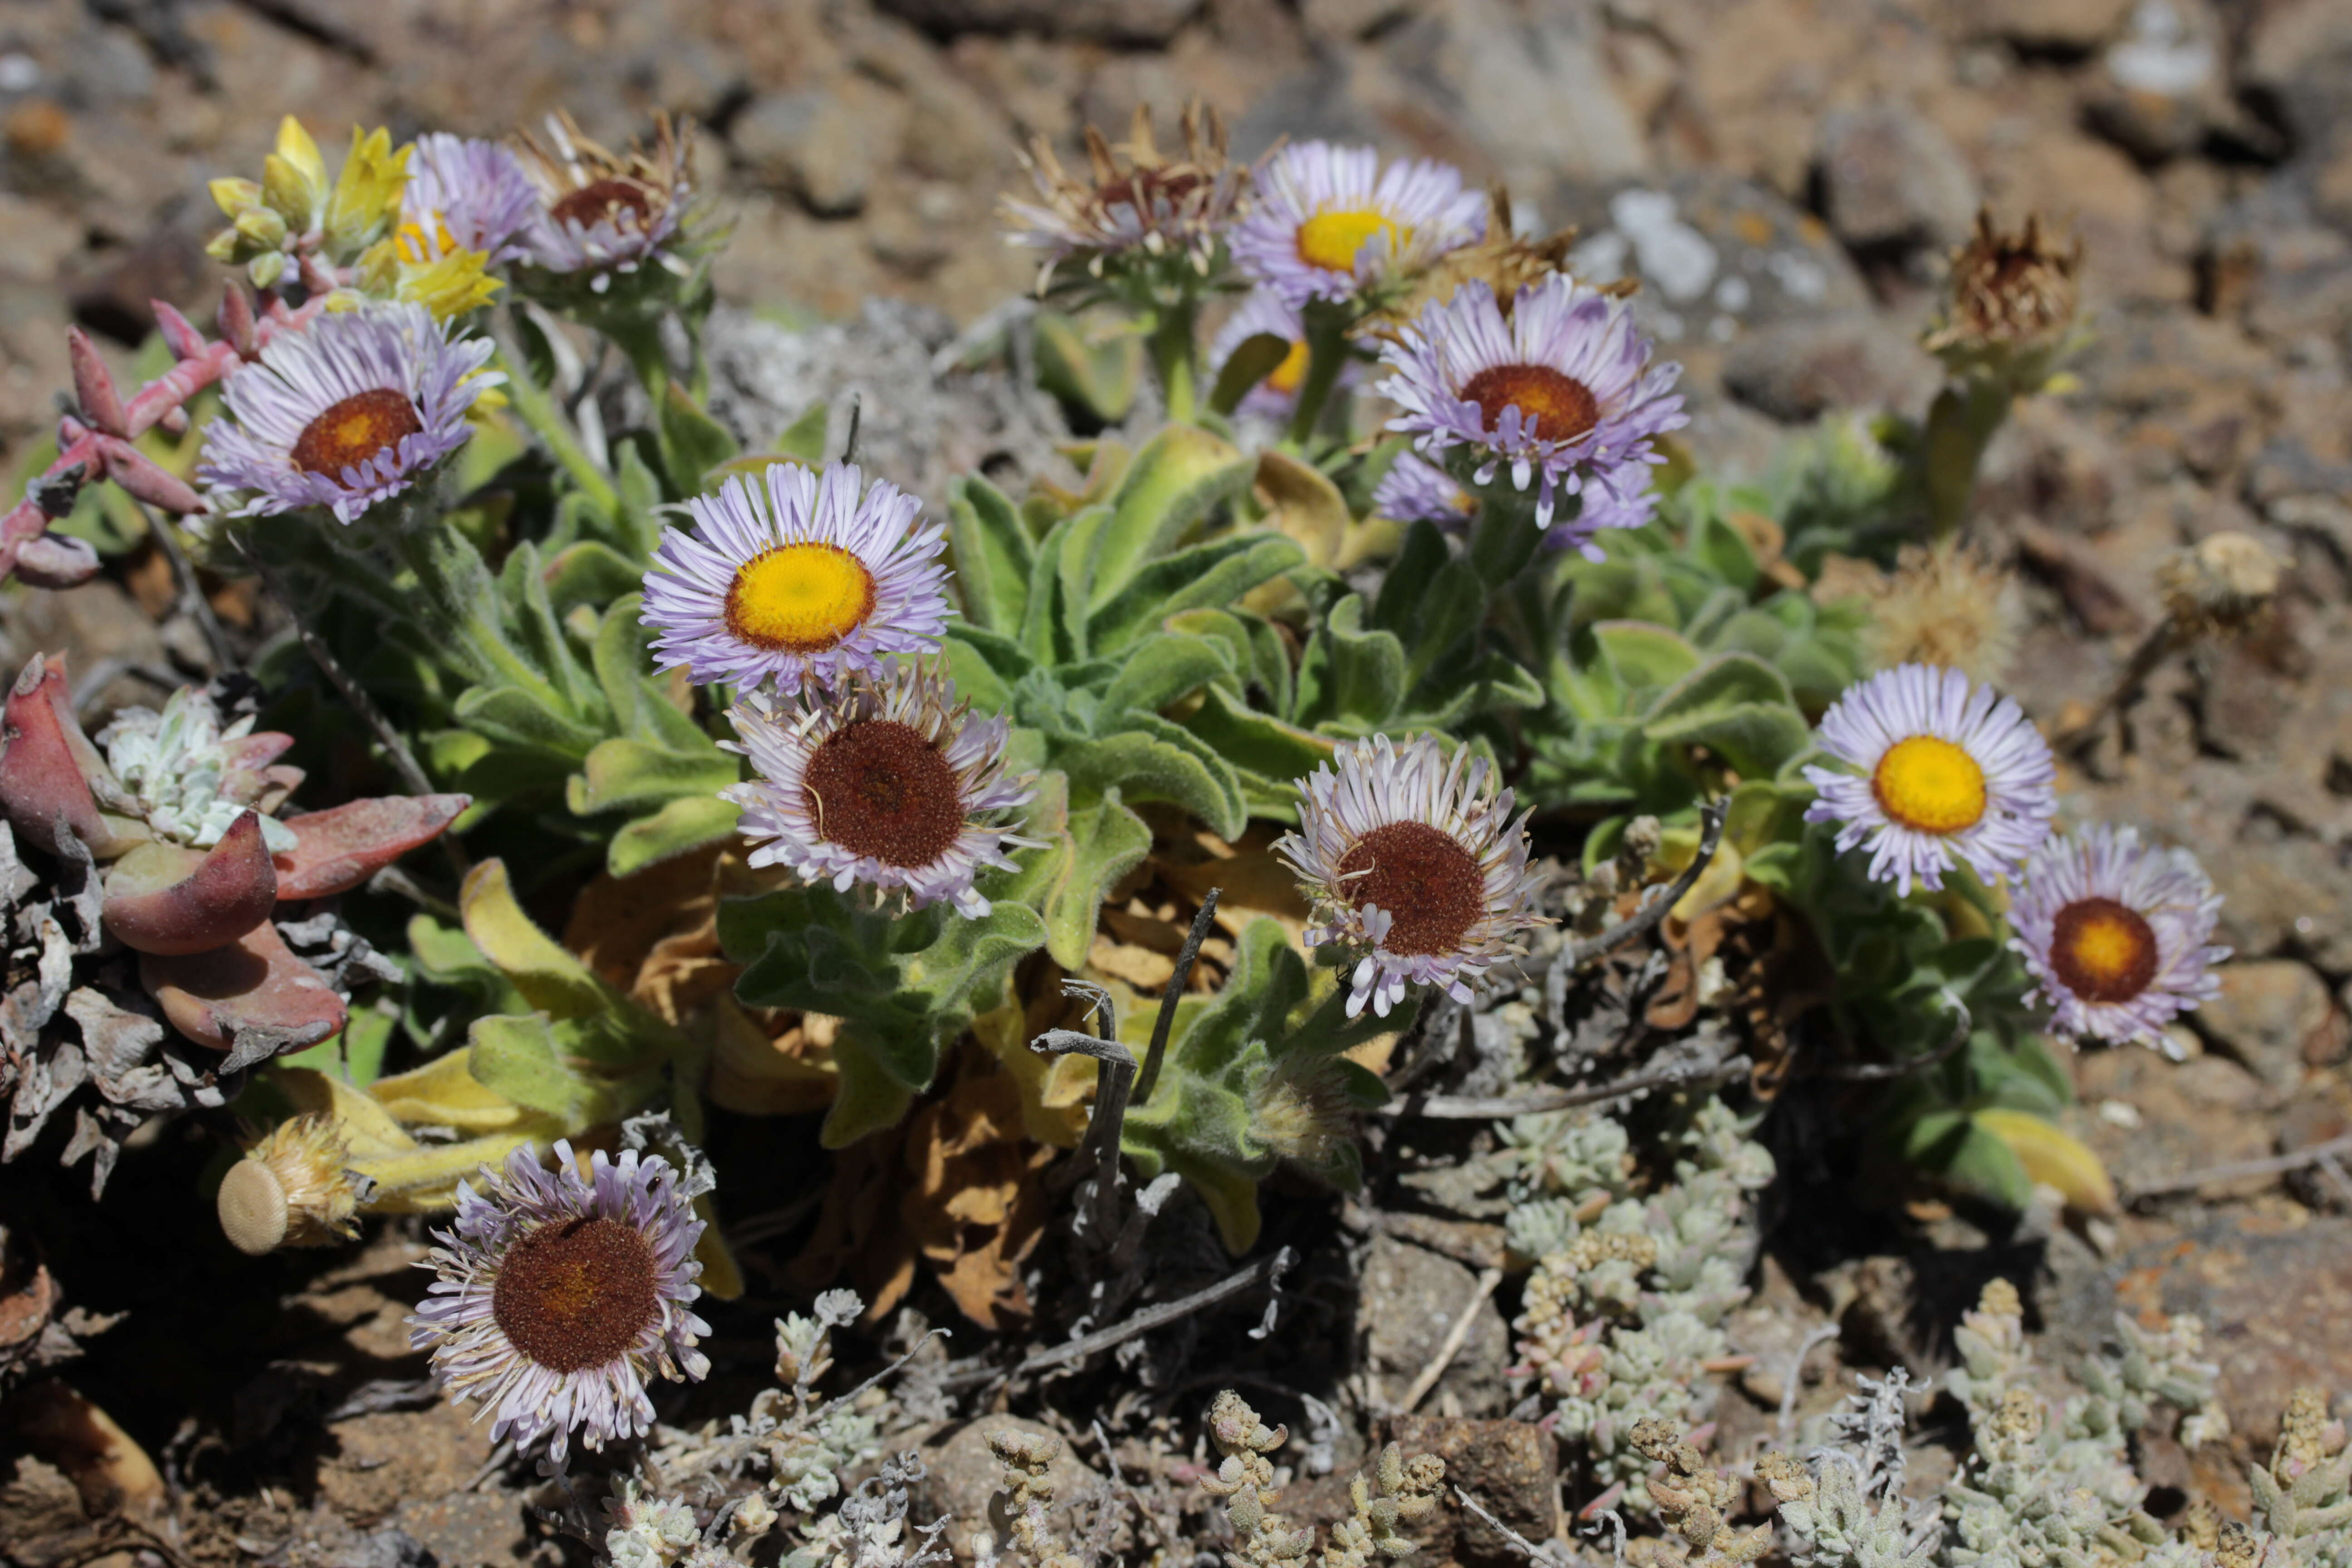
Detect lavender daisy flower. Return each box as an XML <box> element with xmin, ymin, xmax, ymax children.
<box><xmin>2009</xmin><ymin>824</ymin><xmax>2228</xmax><ymax>1054</ymax></box>
<box><xmin>404</xmin><ymin>132</ymin><xmax>539</xmax><ymax>263</ymax></box>
<box><xmin>1370</xmin><ymin>451</ymin><xmax>1476</xmax><ymax>530</ymax></box>
<box><xmin>723</xmin><ymin>659</ymin><xmax>1038</xmax><ymax>918</ymax></box>
<box><xmin>642</xmin><ymin>461</ymin><xmax>951</xmax><ymax>691</ymax></box>
<box><xmin>408</xmin><ymin>1140</ymin><xmax>710</xmax><ymax>1464</ymax></box>
<box><xmin>198</xmin><ymin>302</ymin><xmax>496</xmax><ymax>524</ymax></box>
<box><xmin>1802</xmin><ymin>664</ymin><xmax>2057</xmax><ymax>895</ymax></box>
<box><xmin>1275</xmin><ymin>734</ymin><xmax>1547</xmax><ymax>1019</ymax></box>
<box><xmin>513</xmin><ymin>112</ymin><xmax>695</xmax><ymax>285</ymax></box>
<box><xmin>1229</xmin><ymin>142</ymin><xmax>1486</xmax><ymax>308</ymax></box>
<box><xmin>1376</xmin><ymin>274</ymin><xmax>1686</xmax><ymax>550</ymax></box>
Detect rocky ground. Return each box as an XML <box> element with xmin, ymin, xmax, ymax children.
<box><xmin>1</xmin><ymin>0</ymin><xmax>2351</xmax><ymax>1563</ymax></box>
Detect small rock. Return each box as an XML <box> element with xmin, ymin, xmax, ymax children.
<box><xmin>1299</xmin><ymin>0</ymin><xmax>1419</xmax><ymax>41</ymax></box>
<box><xmin>2087</xmin><ymin>0</ymin><xmax>2228</xmax><ymax>161</ymax></box>
<box><xmin>2049</xmin><ymin>1214</ymin><xmax>2352</xmax><ymax>1452</ymax></box>
<box><xmin>1372</xmin><ymin>1417</ymin><xmax>1555</xmax><ymax>1568</ymax></box>
<box><xmin>1815</xmin><ymin>105</ymin><xmax>1978</xmax><ymax>250</ymax></box>
<box><xmin>1356</xmin><ymin>1235</ymin><xmax>1510</xmax><ymax>1416</ymax></box>
<box><xmin>1953</xmin><ymin>0</ymin><xmax>2133</xmax><ymax>49</ymax></box>
<box><xmin>2196</xmin><ymin>960</ymin><xmax>2334</xmax><ymax>1093</ymax></box>
<box><xmin>386</xmin><ymin>1494</ymin><xmax>515</xmax><ymax>1567</ymax></box>
<box><xmin>1721</xmin><ymin>314</ymin><xmax>1938</xmax><ymax>423</ymax></box>
<box><xmin>2</xmin><ymin>578</ymin><xmax>171</xmax><ymax>724</ymax></box>
<box><xmin>908</xmin><ymin>1416</ymin><xmax>1101</xmax><ymax>1566</ymax></box>
<box><xmin>732</xmin><ymin>79</ymin><xmax>906</xmax><ymax>219</ymax></box>
<box><xmin>874</xmin><ymin>0</ymin><xmax>1201</xmax><ymax>45</ymax></box>
<box><xmin>2243</xmin><ymin>0</ymin><xmax>2352</xmax><ymax>146</ymax></box>
<box><xmin>0</xmin><ymin>192</ymin><xmax>79</xmax><ymax>280</ymax></box>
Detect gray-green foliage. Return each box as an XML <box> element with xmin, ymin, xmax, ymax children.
<box><xmin>1509</xmin><ymin>1097</ymin><xmax>1774</xmax><ymax>1506</ymax></box>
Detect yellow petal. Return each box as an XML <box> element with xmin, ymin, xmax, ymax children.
<box><xmin>369</xmin><ymin>1049</ymin><xmax>534</xmax><ymax>1133</ymax></box>
<box><xmin>273</xmin><ymin>115</ymin><xmax>326</xmax><ymax>188</ymax></box>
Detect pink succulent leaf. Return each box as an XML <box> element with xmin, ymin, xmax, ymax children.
<box><xmin>140</xmin><ymin>917</ymin><xmax>346</xmax><ymax>1054</ymax></box>
<box><xmin>13</xmin><ymin>534</ymin><xmax>103</xmax><ymax>590</ymax></box>
<box><xmin>152</xmin><ymin>300</ymin><xmax>206</xmax><ymax>362</ymax></box>
<box><xmin>218</xmin><ymin>283</ymin><xmax>257</xmax><ymax>357</ymax></box>
<box><xmin>102</xmin><ymin>442</ymin><xmax>204</xmax><ymax>516</ymax></box>
<box><xmin>273</xmin><ymin>794</ymin><xmax>470</xmax><ymax>900</ymax></box>
<box><xmin>67</xmin><ymin>328</ymin><xmax>127</xmax><ymax>438</ymax></box>
<box><xmin>102</xmin><ymin>811</ymin><xmax>279</xmax><ymax>956</ymax></box>
<box><xmin>0</xmin><ymin>656</ymin><xmax>115</xmax><ymax>856</ymax></box>
<box><xmin>221</xmin><ymin>732</ymin><xmax>296</xmax><ymax>772</ymax></box>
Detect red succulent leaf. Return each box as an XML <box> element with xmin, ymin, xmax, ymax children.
<box><xmin>140</xmin><ymin>918</ymin><xmax>345</xmax><ymax>1054</ymax></box>
<box><xmin>0</xmin><ymin>655</ymin><xmax>116</xmax><ymax>856</ymax></box>
<box><xmin>220</xmin><ymin>732</ymin><xmax>295</xmax><ymax>772</ymax></box>
<box><xmin>273</xmin><ymin>793</ymin><xmax>470</xmax><ymax>900</ymax></box>
<box><xmin>102</xmin><ymin>811</ymin><xmax>279</xmax><ymax>956</ymax></box>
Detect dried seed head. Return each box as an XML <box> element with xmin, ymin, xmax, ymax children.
<box><xmin>2156</xmin><ymin>531</ymin><xmax>2285</xmax><ymax>638</ymax></box>
<box><xmin>1861</xmin><ymin>540</ymin><xmax>2022</xmax><ymax>684</ymax></box>
<box><xmin>1928</xmin><ymin>210</ymin><xmax>2082</xmax><ymax>352</ymax></box>
<box><xmin>220</xmin><ymin>1115</ymin><xmax>362</xmax><ymax>1255</ymax></box>
<box><xmin>1976</xmin><ymin>1276</ymin><xmax>2023</xmax><ymax>1320</ymax></box>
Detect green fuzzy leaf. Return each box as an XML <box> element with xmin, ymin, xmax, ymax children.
<box><xmin>721</xmin><ymin>883</ymin><xmax>1048</xmax><ymax>1135</ymax></box>
<box><xmin>1898</xmin><ymin>1110</ymin><xmax>2035</xmax><ymax>1210</ymax></box>
<box><xmin>1393</xmin><ymin>556</ymin><xmax>1489</xmax><ymax>688</ymax></box>
<box><xmin>1401</xmin><ymin>648</ymin><xmax>1546</xmax><ymax>730</ymax></box>
<box><xmin>1088</xmin><ymin>533</ymin><xmax>1308</xmax><ymax>655</ymax></box>
<box><xmin>1097</xmin><ymin>633</ymin><xmax>1233</xmax><ymax>725</ymax></box>
<box><xmin>947</xmin><ymin>475</ymin><xmax>1036</xmax><ymax>634</ymax></box>
<box><xmin>452</xmin><ymin>683</ymin><xmax>606</xmax><ymax>758</ymax></box>
<box><xmin>1370</xmin><ymin>519</ymin><xmax>1453</xmax><ymax>634</ymax></box>
<box><xmin>615</xmin><ymin>441</ymin><xmax>666</xmax><ymax>558</ymax></box>
<box><xmin>774</xmin><ymin>401</ymin><xmax>831</xmax><ymax>464</ymax></box>
<box><xmin>572</xmin><ymin>736</ymin><xmax>739</xmax><ymax>816</ymax></box>
<box><xmin>1166</xmin><ymin>608</ymin><xmax>1294</xmax><ymax>717</ymax></box>
<box><xmin>1642</xmin><ymin>654</ymin><xmax>1813</xmax><ymax>777</ymax></box>
<box><xmin>1175</xmin><ymin>685</ymin><xmax>1332</xmax><ymax>810</ymax></box>
<box><xmin>1687</xmin><ymin>509</ymin><xmax>1761</xmax><ymax>590</ymax></box>
<box><xmin>498</xmin><ymin>540</ymin><xmax>604</xmax><ymax>723</ymax></box>
<box><xmin>1208</xmin><ymin>332</ymin><xmax>1293</xmax><ymax>416</ymax></box>
<box><xmin>822</xmin><ymin>1030</ymin><xmax>920</xmax><ymax>1147</ymax></box>
<box><xmin>543</xmin><ymin>540</ymin><xmax>649</xmax><ymax>616</ymax></box>
<box><xmin>657</xmin><ymin>378</ymin><xmax>740</xmax><ymax>494</ymax></box>
<box><xmin>1088</xmin><ymin>424</ymin><xmax>1252</xmax><ymax>607</ymax></box>
<box><xmin>1020</xmin><ymin>513</ymin><xmax>1082</xmax><ymax>665</ymax></box>
<box><xmin>1033</xmin><ymin>309</ymin><xmax>1142</xmax><ymax>424</ymax></box>
<box><xmin>609</xmin><ymin>794</ymin><xmax>743</xmax><ymax>877</ymax></box>
<box><xmin>1058</xmin><ymin>717</ymin><xmax>1247</xmax><ymax>839</ymax></box>
<box><xmin>1041</xmin><ymin>785</ymin><xmax>1152</xmax><ymax>969</ymax></box>
<box><xmin>466</xmin><ymin>1013</ymin><xmax>664</xmax><ymax>1132</ymax></box>
<box><xmin>1294</xmin><ymin>593</ymin><xmax>1405</xmax><ymax>732</ymax></box>
<box><xmin>1591</xmin><ymin>620</ymin><xmax>1704</xmax><ymax>697</ymax></box>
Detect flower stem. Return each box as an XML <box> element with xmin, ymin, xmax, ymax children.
<box><xmin>1284</xmin><ymin>303</ymin><xmax>1354</xmax><ymax>447</ymax></box>
<box><xmin>235</xmin><ymin>535</ymin><xmax>444</xmax><ymax>811</ymax></box>
<box><xmin>490</xmin><ymin>326</ymin><xmax>621</xmax><ymax>523</ymax></box>
<box><xmin>1921</xmin><ymin>375</ymin><xmax>2012</xmax><ymax>541</ymax></box>
<box><xmin>1148</xmin><ymin>297</ymin><xmax>1200</xmax><ymax>426</ymax></box>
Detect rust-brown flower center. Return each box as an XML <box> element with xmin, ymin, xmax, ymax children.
<box><xmin>802</xmin><ymin>718</ymin><xmax>965</xmax><ymax>869</ymax></box>
<box><xmin>1457</xmin><ymin>364</ymin><xmax>1600</xmax><ymax>443</ymax></box>
<box><xmin>2048</xmin><ymin>896</ymin><xmax>2159</xmax><ymax>1004</ymax></box>
<box><xmin>490</xmin><ymin>1216</ymin><xmax>658</xmax><ymax>1374</ymax></box>
<box><xmin>290</xmin><ymin>389</ymin><xmax>423</xmax><ymax>479</ymax></box>
<box><xmin>551</xmin><ymin>177</ymin><xmax>656</xmax><ymax>231</ymax></box>
<box><xmin>1335</xmin><ymin>820</ymin><xmax>1486</xmax><ymax>958</ymax></box>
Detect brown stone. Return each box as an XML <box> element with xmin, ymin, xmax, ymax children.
<box><xmin>1371</xmin><ymin>1416</ymin><xmax>1556</xmax><ymax>1568</ymax></box>
<box><xmin>1357</xmin><ymin>1236</ymin><xmax>1511</xmax><ymax>1416</ymax></box>
<box><xmin>2197</xmin><ymin>960</ymin><xmax>2334</xmax><ymax>1095</ymax></box>
<box><xmin>906</xmin><ymin>1416</ymin><xmax>1102</xmax><ymax>1566</ymax></box>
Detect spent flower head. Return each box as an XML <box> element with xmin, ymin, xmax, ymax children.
<box><xmin>1000</xmin><ymin>101</ymin><xmax>1247</xmax><ymax>299</ymax></box>
<box><xmin>512</xmin><ymin>111</ymin><xmax>701</xmax><ymax>291</ymax></box>
<box><xmin>1802</xmin><ymin>664</ymin><xmax>2057</xmax><ymax>895</ymax></box>
<box><xmin>408</xmin><ymin>1139</ymin><xmax>710</xmax><ymax>1462</ymax></box>
<box><xmin>1276</xmin><ymin>733</ymin><xmax>1546</xmax><ymax>1018</ymax></box>
<box><xmin>722</xmin><ymin>658</ymin><xmax>1038</xmax><ymax>919</ymax></box>
<box><xmin>1924</xmin><ymin>210</ymin><xmax>2086</xmax><ymax>389</ymax></box>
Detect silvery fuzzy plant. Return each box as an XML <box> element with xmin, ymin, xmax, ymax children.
<box><xmin>1508</xmin><ymin>1095</ymin><xmax>1774</xmax><ymax>1508</ymax></box>
<box><xmin>0</xmin><ymin>661</ymin><xmax>463</xmax><ymax>1192</ymax></box>
<box><xmin>1200</xmin><ymin>1388</ymin><xmax>1446</xmax><ymax>1568</ymax></box>
<box><xmin>1941</xmin><ymin>1277</ymin><xmax>2224</xmax><ymax>1568</ymax></box>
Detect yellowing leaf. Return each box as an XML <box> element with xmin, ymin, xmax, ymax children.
<box><xmin>369</xmin><ymin>1049</ymin><xmax>537</xmax><ymax>1133</ymax></box>
<box><xmin>461</xmin><ymin>858</ymin><xmax>614</xmax><ymax>1020</ymax></box>
<box><xmin>1974</xmin><ymin>1108</ymin><xmax>2117</xmax><ymax>1215</ymax></box>
<box><xmin>273</xmin><ymin>1066</ymin><xmax>417</xmax><ymax>1159</ymax></box>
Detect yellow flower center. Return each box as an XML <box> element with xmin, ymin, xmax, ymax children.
<box><xmin>2049</xmin><ymin>897</ymin><xmax>2158</xmax><ymax>1003</ymax></box>
<box><xmin>291</xmin><ymin>388</ymin><xmax>423</xmax><ymax>479</ymax></box>
<box><xmin>1297</xmin><ymin>208</ymin><xmax>1403</xmax><ymax>274</ymax></box>
<box><xmin>724</xmin><ymin>544</ymin><xmax>877</xmax><ymax>653</ymax></box>
<box><xmin>1266</xmin><ymin>338</ymin><xmax>1310</xmax><ymax>396</ymax></box>
<box><xmin>397</xmin><ymin>214</ymin><xmax>458</xmax><ymax>264</ymax></box>
<box><xmin>1871</xmin><ymin>735</ymin><xmax>1987</xmax><ymax>836</ymax></box>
